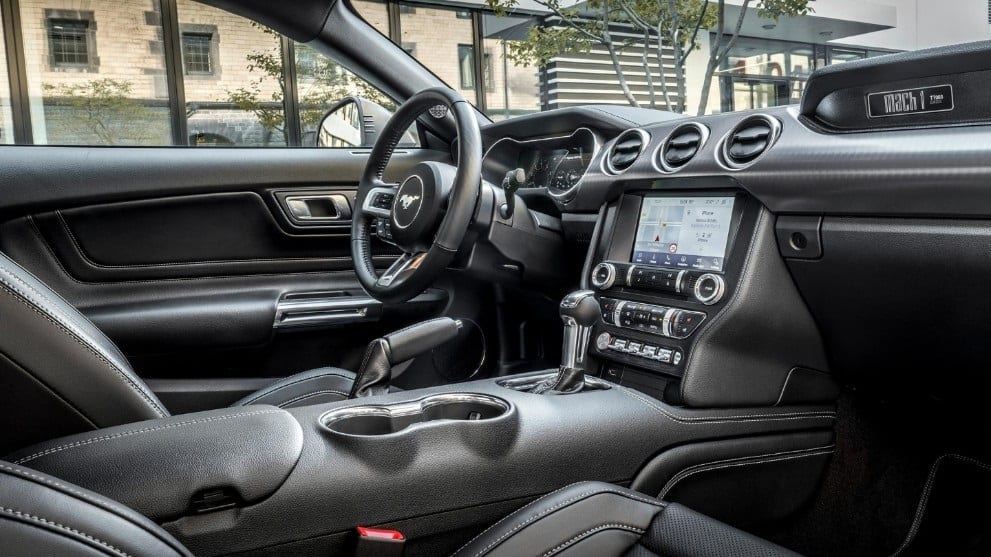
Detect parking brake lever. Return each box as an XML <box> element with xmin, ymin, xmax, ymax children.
<box><xmin>349</xmin><ymin>318</ymin><xmax>462</xmax><ymax>398</ymax></box>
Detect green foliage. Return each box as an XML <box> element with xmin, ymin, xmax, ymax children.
<box><xmin>42</xmin><ymin>79</ymin><xmax>159</xmax><ymax>145</ymax></box>
<box><xmin>227</xmin><ymin>24</ymin><xmax>392</xmax><ymax>142</ymax></box>
<box><xmin>505</xmin><ymin>26</ymin><xmax>591</xmax><ymax>67</ymax></box>
<box><xmin>756</xmin><ymin>0</ymin><xmax>814</xmax><ymax>21</ymax></box>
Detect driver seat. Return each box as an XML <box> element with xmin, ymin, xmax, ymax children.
<box><xmin>0</xmin><ymin>250</ymin><xmax>359</xmax><ymax>455</ymax></box>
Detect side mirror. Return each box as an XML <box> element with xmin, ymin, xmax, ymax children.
<box><xmin>317</xmin><ymin>96</ymin><xmax>417</xmax><ymax>148</ymax></box>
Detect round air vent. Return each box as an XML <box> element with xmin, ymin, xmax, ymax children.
<box><xmin>658</xmin><ymin>123</ymin><xmax>709</xmax><ymax>171</ymax></box>
<box><xmin>721</xmin><ymin>115</ymin><xmax>781</xmax><ymax>169</ymax></box>
<box><xmin>605</xmin><ymin>129</ymin><xmax>649</xmax><ymax>174</ymax></box>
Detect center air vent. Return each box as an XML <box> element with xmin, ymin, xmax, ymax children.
<box><xmin>605</xmin><ymin>129</ymin><xmax>649</xmax><ymax>174</ymax></box>
<box><xmin>721</xmin><ymin>115</ymin><xmax>781</xmax><ymax>169</ymax></box>
<box><xmin>659</xmin><ymin>123</ymin><xmax>708</xmax><ymax>171</ymax></box>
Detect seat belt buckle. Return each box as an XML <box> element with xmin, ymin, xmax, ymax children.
<box><xmin>354</xmin><ymin>526</ymin><xmax>405</xmax><ymax>557</ymax></box>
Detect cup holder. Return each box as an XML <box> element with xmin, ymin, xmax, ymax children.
<box><xmin>320</xmin><ymin>393</ymin><xmax>511</xmax><ymax>437</ymax></box>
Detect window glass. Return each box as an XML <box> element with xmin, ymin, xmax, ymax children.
<box><xmin>398</xmin><ymin>3</ymin><xmax>478</xmax><ymax>104</ymax></box>
<box><xmin>177</xmin><ymin>0</ymin><xmax>287</xmax><ymax>147</ymax></box>
<box><xmin>293</xmin><ymin>42</ymin><xmax>401</xmax><ymax>147</ymax></box>
<box><xmin>480</xmin><ymin>12</ymin><xmax>538</xmax><ymax>121</ymax></box>
<box><xmin>353</xmin><ymin>0</ymin><xmax>389</xmax><ymax>35</ymax></box>
<box><xmin>19</xmin><ymin>0</ymin><xmax>173</xmax><ymax>145</ymax></box>
<box><xmin>0</xmin><ymin>11</ymin><xmax>15</xmax><ymax>144</ymax></box>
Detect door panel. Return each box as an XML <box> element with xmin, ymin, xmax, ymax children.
<box><xmin>0</xmin><ymin>146</ymin><xmax>468</xmax><ymax>409</ymax></box>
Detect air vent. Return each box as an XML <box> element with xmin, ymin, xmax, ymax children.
<box><xmin>659</xmin><ymin>123</ymin><xmax>708</xmax><ymax>171</ymax></box>
<box><xmin>722</xmin><ymin>115</ymin><xmax>780</xmax><ymax>169</ymax></box>
<box><xmin>605</xmin><ymin>129</ymin><xmax>649</xmax><ymax>174</ymax></box>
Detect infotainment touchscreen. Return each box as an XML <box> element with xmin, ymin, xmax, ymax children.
<box><xmin>631</xmin><ymin>196</ymin><xmax>735</xmax><ymax>272</ymax></box>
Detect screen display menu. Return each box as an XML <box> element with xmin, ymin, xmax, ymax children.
<box><xmin>631</xmin><ymin>196</ymin><xmax>735</xmax><ymax>272</ymax></box>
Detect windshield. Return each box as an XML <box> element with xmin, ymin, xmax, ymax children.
<box><xmin>354</xmin><ymin>0</ymin><xmax>991</xmax><ymax>119</ymax></box>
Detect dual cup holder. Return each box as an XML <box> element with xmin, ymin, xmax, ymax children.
<box><xmin>320</xmin><ymin>393</ymin><xmax>510</xmax><ymax>437</ymax></box>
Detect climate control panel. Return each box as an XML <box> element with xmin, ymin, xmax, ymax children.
<box><xmin>600</xmin><ymin>298</ymin><xmax>706</xmax><ymax>340</ymax></box>
<box><xmin>591</xmin><ymin>261</ymin><xmax>726</xmax><ymax>306</ymax></box>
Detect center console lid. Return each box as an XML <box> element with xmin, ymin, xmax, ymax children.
<box><xmin>5</xmin><ymin>405</ymin><xmax>303</xmax><ymax>521</ymax></box>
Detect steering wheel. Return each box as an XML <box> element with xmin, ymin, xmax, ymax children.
<box><xmin>351</xmin><ymin>87</ymin><xmax>482</xmax><ymax>304</ymax></box>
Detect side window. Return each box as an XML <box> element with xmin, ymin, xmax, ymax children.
<box><xmin>0</xmin><ymin>16</ymin><xmax>14</xmax><ymax>144</ymax></box>
<box><xmin>5</xmin><ymin>0</ymin><xmax>402</xmax><ymax>147</ymax></box>
<box><xmin>20</xmin><ymin>1</ymin><xmax>173</xmax><ymax>145</ymax></box>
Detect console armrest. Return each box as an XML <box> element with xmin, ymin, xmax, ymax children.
<box><xmin>5</xmin><ymin>405</ymin><xmax>303</xmax><ymax>521</ymax></box>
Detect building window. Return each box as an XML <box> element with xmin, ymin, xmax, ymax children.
<box><xmin>399</xmin><ymin>4</ymin><xmax>415</xmax><ymax>14</ymax></box>
<box><xmin>182</xmin><ymin>33</ymin><xmax>213</xmax><ymax>75</ymax></box>
<box><xmin>458</xmin><ymin>44</ymin><xmax>493</xmax><ymax>91</ymax></box>
<box><xmin>48</xmin><ymin>19</ymin><xmax>90</xmax><ymax>67</ymax></box>
<box><xmin>456</xmin><ymin>10</ymin><xmax>471</xmax><ymax>19</ymax></box>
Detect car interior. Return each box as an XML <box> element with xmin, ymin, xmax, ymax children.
<box><xmin>2</xmin><ymin>0</ymin><xmax>991</xmax><ymax>556</ymax></box>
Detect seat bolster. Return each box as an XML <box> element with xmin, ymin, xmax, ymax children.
<box><xmin>0</xmin><ymin>460</ymin><xmax>191</xmax><ymax>557</ymax></box>
<box><xmin>452</xmin><ymin>481</ymin><xmax>665</xmax><ymax>557</ymax></box>
<box><xmin>634</xmin><ymin>503</ymin><xmax>802</xmax><ymax>557</ymax></box>
<box><xmin>233</xmin><ymin>367</ymin><xmax>357</xmax><ymax>408</ymax></box>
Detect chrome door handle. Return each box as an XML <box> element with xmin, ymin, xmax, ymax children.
<box><xmin>283</xmin><ymin>194</ymin><xmax>352</xmax><ymax>222</ymax></box>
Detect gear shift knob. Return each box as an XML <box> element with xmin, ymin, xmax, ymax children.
<box><xmin>556</xmin><ymin>290</ymin><xmax>599</xmax><ymax>391</ymax></box>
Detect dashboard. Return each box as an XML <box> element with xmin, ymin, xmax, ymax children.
<box><xmin>481</xmin><ymin>128</ymin><xmax>598</xmax><ymax>195</ymax></box>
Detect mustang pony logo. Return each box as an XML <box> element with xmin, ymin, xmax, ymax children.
<box><xmin>399</xmin><ymin>194</ymin><xmax>421</xmax><ymax>210</ymax></box>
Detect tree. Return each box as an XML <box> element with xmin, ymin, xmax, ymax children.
<box><xmin>42</xmin><ymin>79</ymin><xmax>160</xmax><ymax>145</ymax></box>
<box><xmin>228</xmin><ymin>26</ymin><xmax>390</xmax><ymax>145</ymax></box>
<box><xmin>486</xmin><ymin>0</ymin><xmax>811</xmax><ymax>115</ymax></box>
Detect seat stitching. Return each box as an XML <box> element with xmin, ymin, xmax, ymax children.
<box><xmin>0</xmin><ymin>506</ymin><xmax>133</xmax><ymax>557</ymax></box>
<box><xmin>13</xmin><ymin>409</ymin><xmax>281</xmax><ymax>464</ymax></box>
<box><xmin>276</xmin><ymin>390</ymin><xmax>350</xmax><ymax>408</ymax></box>
<box><xmin>467</xmin><ymin>488</ymin><xmax>662</xmax><ymax>557</ymax></box>
<box><xmin>541</xmin><ymin>523</ymin><xmax>646</xmax><ymax>557</ymax></box>
<box><xmin>616</xmin><ymin>384</ymin><xmax>836</xmax><ymax>424</ymax></box>
<box><xmin>0</xmin><ymin>283</ymin><xmax>167</xmax><ymax>418</ymax></box>
<box><xmin>0</xmin><ymin>349</ymin><xmax>99</xmax><ymax>428</ymax></box>
<box><xmin>453</xmin><ymin>483</ymin><xmax>580</xmax><ymax>555</ymax></box>
<box><xmin>0</xmin><ymin>464</ymin><xmax>187</xmax><ymax>553</ymax></box>
<box><xmin>237</xmin><ymin>372</ymin><xmax>354</xmax><ymax>405</ymax></box>
<box><xmin>657</xmin><ymin>446</ymin><xmax>836</xmax><ymax>499</ymax></box>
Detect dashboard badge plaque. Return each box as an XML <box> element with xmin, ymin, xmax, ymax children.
<box><xmin>867</xmin><ymin>84</ymin><xmax>953</xmax><ymax>119</ymax></box>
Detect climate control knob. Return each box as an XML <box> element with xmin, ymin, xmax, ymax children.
<box><xmin>693</xmin><ymin>273</ymin><xmax>726</xmax><ymax>305</ymax></box>
<box><xmin>591</xmin><ymin>262</ymin><xmax>617</xmax><ymax>290</ymax></box>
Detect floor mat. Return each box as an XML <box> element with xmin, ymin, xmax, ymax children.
<box><xmin>892</xmin><ymin>454</ymin><xmax>991</xmax><ymax>557</ymax></box>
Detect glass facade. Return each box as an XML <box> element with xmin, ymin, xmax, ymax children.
<box><xmin>0</xmin><ymin>0</ymin><xmax>918</xmax><ymax>145</ymax></box>
<box><xmin>717</xmin><ymin>36</ymin><xmax>893</xmax><ymax>112</ymax></box>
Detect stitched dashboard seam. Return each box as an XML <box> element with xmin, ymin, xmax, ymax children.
<box><xmin>615</xmin><ymin>384</ymin><xmax>836</xmax><ymax>424</ymax></box>
<box><xmin>13</xmin><ymin>409</ymin><xmax>281</xmax><ymax>464</ymax></box>
<box><xmin>28</xmin><ymin>216</ymin><xmax>393</xmax><ymax>285</ymax></box>
<box><xmin>657</xmin><ymin>446</ymin><xmax>836</xmax><ymax>499</ymax></box>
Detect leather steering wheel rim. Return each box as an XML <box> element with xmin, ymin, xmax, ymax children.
<box><xmin>351</xmin><ymin>87</ymin><xmax>482</xmax><ymax>304</ymax></box>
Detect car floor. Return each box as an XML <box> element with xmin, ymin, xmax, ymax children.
<box><xmin>758</xmin><ymin>391</ymin><xmax>991</xmax><ymax>557</ymax></box>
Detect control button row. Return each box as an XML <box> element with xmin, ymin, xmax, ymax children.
<box><xmin>373</xmin><ymin>218</ymin><xmax>395</xmax><ymax>242</ymax></box>
<box><xmin>596</xmin><ymin>332</ymin><xmax>682</xmax><ymax>365</ymax></box>
<box><xmin>600</xmin><ymin>298</ymin><xmax>706</xmax><ymax>339</ymax></box>
<box><xmin>591</xmin><ymin>262</ymin><xmax>726</xmax><ymax>305</ymax></box>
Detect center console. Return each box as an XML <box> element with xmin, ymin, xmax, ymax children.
<box><xmin>584</xmin><ymin>188</ymin><xmax>836</xmax><ymax>407</ymax></box>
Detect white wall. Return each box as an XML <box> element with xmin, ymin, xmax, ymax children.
<box><xmin>837</xmin><ymin>0</ymin><xmax>989</xmax><ymax>50</ymax></box>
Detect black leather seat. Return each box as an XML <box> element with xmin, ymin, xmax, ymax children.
<box><xmin>452</xmin><ymin>482</ymin><xmax>801</xmax><ymax>557</ymax></box>
<box><xmin>0</xmin><ymin>464</ymin><xmax>799</xmax><ymax>557</ymax></box>
<box><xmin>0</xmin><ymin>251</ymin><xmax>358</xmax><ymax>455</ymax></box>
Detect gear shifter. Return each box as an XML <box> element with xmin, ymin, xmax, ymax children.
<box><xmin>530</xmin><ymin>290</ymin><xmax>600</xmax><ymax>394</ymax></box>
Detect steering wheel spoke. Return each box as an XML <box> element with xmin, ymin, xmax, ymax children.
<box><xmin>361</xmin><ymin>182</ymin><xmax>398</xmax><ymax>219</ymax></box>
<box><xmin>377</xmin><ymin>251</ymin><xmax>427</xmax><ymax>288</ymax></box>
